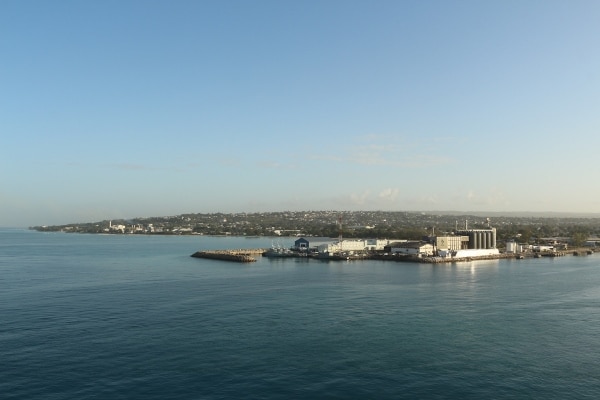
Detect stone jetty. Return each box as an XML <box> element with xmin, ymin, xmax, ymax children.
<box><xmin>191</xmin><ymin>249</ymin><xmax>266</xmax><ymax>263</ymax></box>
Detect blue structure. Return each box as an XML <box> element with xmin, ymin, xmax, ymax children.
<box><xmin>294</xmin><ymin>237</ymin><xmax>310</xmax><ymax>251</ymax></box>
<box><xmin>293</xmin><ymin>237</ymin><xmax>337</xmax><ymax>252</ymax></box>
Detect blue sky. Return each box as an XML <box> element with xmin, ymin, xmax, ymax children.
<box><xmin>2</xmin><ymin>0</ymin><xmax>600</xmax><ymax>227</ymax></box>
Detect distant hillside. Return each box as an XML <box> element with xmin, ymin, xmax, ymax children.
<box><xmin>30</xmin><ymin>210</ymin><xmax>600</xmax><ymax>242</ymax></box>
<box><xmin>424</xmin><ymin>211</ymin><xmax>600</xmax><ymax>219</ymax></box>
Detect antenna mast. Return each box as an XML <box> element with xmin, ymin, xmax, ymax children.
<box><xmin>338</xmin><ymin>214</ymin><xmax>343</xmax><ymax>251</ymax></box>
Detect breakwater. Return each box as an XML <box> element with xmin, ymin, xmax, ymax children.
<box><xmin>191</xmin><ymin>249</ymin><xmax>266</xmax><ymax>263</ymax></box>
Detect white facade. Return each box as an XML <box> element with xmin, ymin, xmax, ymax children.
<box><xmin>302</xmin><ymin>237</ymin><xmax>408</xmax><ymax>253</ymax></box>
<box><xmin>365</xmin><ymin>239</ymin><xmax>405</xmax><ymax>251</ymax></box>
<box><xmin>318</xmin><ymin>239</ymin><xmax>367</xmax><ymax>253</ymax></box>
<box><xmin>391</xmin><ymin>242</ymin><xmax>434</xmax><ymax>256</ymax></box>
<box><xmin>313</xmin><ymin>238</ymin><xmax>411</xmax><ymax>254</ymax></box>
<box><xmin>436</xmin><ymin>236</ymin><xmax>469</xmax><ymax>251</ymax></box>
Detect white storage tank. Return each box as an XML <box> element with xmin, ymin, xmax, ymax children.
<box><xmin>506</xmin><ymin>241</ymin><xmax>518</xmax><ymax>253</ymax></box>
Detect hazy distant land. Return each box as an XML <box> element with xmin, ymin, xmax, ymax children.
<box><xmin>30</xmin><ymin>210</ymin><xmax>600</xmax><ymax>244</ymax></box>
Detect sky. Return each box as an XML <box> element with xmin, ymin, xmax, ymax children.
<box><xmin>2</xmin><ymin>0</ymin><xmax>600</xmax><ymax>227</ymax></box>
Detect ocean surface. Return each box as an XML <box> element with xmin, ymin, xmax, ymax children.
<box><xmin>2</xmin><ymin>228</ymin><xmax>600</xmax><ymax>399</ymax></box>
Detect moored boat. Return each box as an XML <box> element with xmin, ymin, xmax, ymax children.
<box><xmin>262</xmin><ymin>243</ymin><xmax>297</xmax><ymax>258</ymax></box>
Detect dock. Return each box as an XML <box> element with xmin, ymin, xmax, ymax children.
<box><xmin>192</xmin><ymin>247</ymin><xmax>593</xmax><ymax>264</ymax></box>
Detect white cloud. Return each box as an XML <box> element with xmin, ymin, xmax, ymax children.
<box><xmin>465</xmin><ymin>188</ymin><xmax>510</xmax><ymax>208</ymax></box>
<box><xmin>379</xmin><ymin>188</ymin><xmax>400</xmax><ymax>201</ymax></box>
<box><xmin>218</xmin><ymin>158</ymin><xmax>241</xmax><ymax>167</ymax></box>
<box><xmin>111</xmin><ymin>163</ymin><xmax>149</xmax><ymax>171</ymax></box>
<box><xmin>308</xmin><ymin>132</ymin><xmax>458</xmax><ymax>168</ymax></box>
<box><xmin>350</xmin><ymin>190</ymin><xmax>371</xmax><ymax>206</ymax></box>
<box><xmin>256</xmin><ymin>160</ymin><xmax>297</xmax><ymax>170</ymax></box>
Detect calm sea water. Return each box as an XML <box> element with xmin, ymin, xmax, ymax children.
<box><xmin>2</xmin><ymin>228</ymin><xmax>600</xmax><ymax>399</ymax></box>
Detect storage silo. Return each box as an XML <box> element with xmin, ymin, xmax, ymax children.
<box><xmin>506</xmin><ymin>241</ymin><xmax>517</xmax><ymax>253</ymax></box>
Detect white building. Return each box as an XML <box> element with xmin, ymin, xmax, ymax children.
<box><xmin>109</xmin><ymin>224</ymin><xmax>126</xmax><ymax>233</ymax></box>
<box><xmin>390</xmin><ymin>241</ymin><xmax>434</xmax><ymax>256</ymax></box>
<box><xmin>365</xmin><ymin>238</ymin><xmax>405</xmax><ymax>251</ymax></box>
<box><xmin>318</xmin><ymin>239</ymin><xmax>368</xmax><ymax>254</ymax></box>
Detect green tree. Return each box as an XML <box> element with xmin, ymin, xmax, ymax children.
<box><xmin>517</xmin><ymin>227</ymin><xmax>533</xmax><ymax>243</ymax></box>
<box><xmin>571</xmin><ymin>231</ymin><xmax>588</xmax><ymax>248</ymax></box>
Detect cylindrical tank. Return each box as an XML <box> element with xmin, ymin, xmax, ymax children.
<box><xmin>506</xmin><ymin>241</ymin><xmax>516</xmax><ymax>253</ymax></box>
<box><xmin>491</xmin><ymin>229</ymin><xmax>496</xmax><ymax>248</ymax></box>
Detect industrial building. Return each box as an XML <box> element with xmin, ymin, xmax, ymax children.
<box><xmin>293</xmin><ymin>228</ymin><xmax>500</xmax><ymax>259</ymax></box>
<box><xmin>455</xmin><ymin>228</ymin><xmax>497</xmax><ymax>250</ymax></box>
<box><xmin>436</xmin><ymin>228</ymin><xmax>499</xmax><ymax>258</ymax></box>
